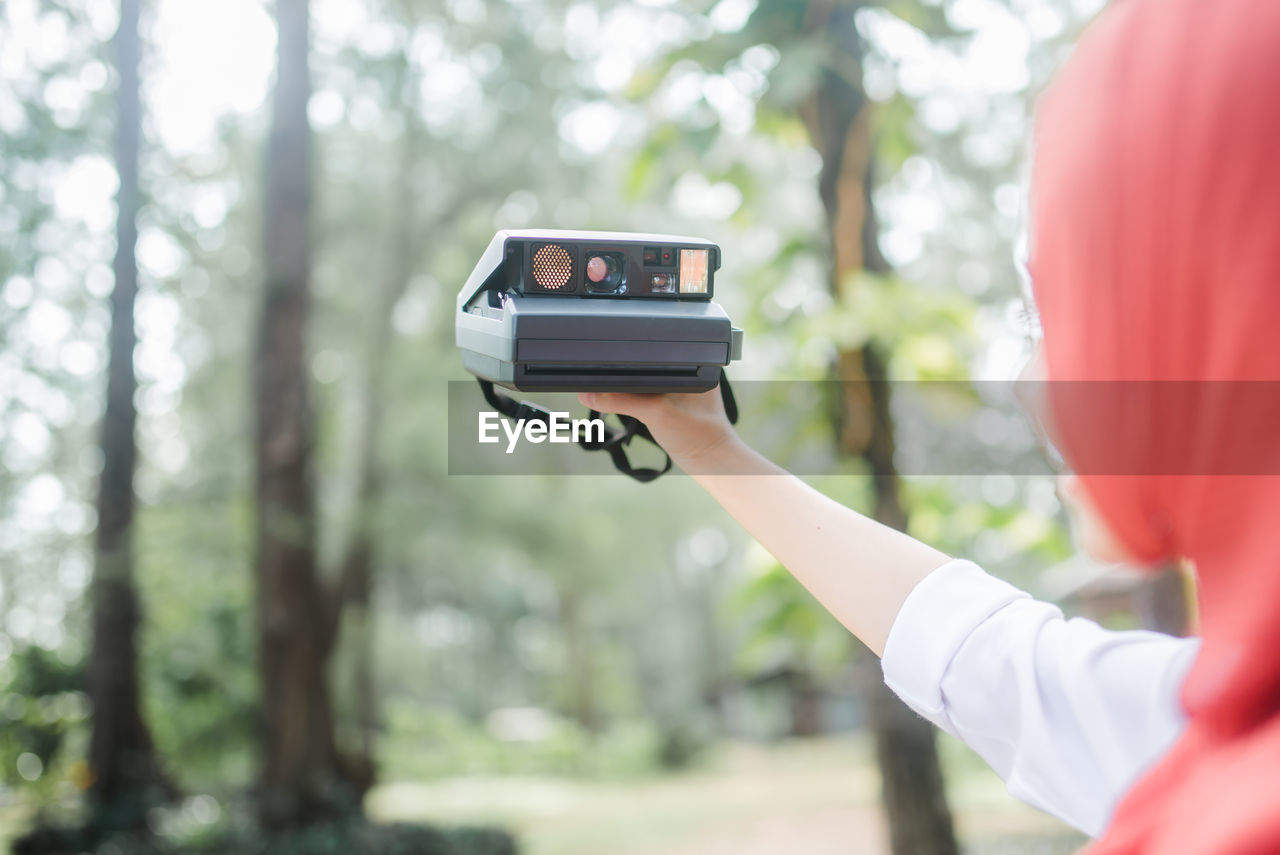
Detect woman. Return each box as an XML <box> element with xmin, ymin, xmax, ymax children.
<box><xmin>581</xmin><ymin>0</ymin><xmax>1280</xmax><ymax>851</ymax></box>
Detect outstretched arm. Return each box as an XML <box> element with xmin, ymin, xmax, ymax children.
<box><xmin>579</xmin><ymin>386</ymin><xmax>949</xmax><ymax>656</ymax></box>
<box><xmin>581</xmin><ymin>385</ymin><xmax>1198</xmax><ymax>837</ymax></box>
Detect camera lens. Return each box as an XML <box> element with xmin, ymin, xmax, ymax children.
<box><xmin>586</xmin><ymin>255</ymin><xmax>612</xmax><ymax>283</ymax></box>
<box><xmin>584</xmin><ymin>253</ymin><xmax>625</xmax><ymax>293</ymax></box>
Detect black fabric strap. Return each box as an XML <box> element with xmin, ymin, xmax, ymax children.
<box><xmin>577</xmin><ymin>408</ymin><xmax>673</xmax><ymax>482</ymax></box>
<box><xmin>476</xmin><ymin>371</ymin><xmax>738</xmax><ymax>483</ymax></box>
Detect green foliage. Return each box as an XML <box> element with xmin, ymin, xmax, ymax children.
<box><xmin>0</xmin><ymin>0</ymin><xmax>1104</xmax><ymax>846</ymax></box>
<box><xmin>871</xmin><ymin>93</ymin><xmax>919</xmax><ymax>174</ymax></box>
<box><xmin>201</xmin><ymin>821</ymin><xmax>518</xmax><ymax>855</ymax></box>
<box><xmin>12</xmin><ymin>818</ymin><xmax>517</xmax><ymax>855</ymax></box>
<box><xmin>805</xmin><ymin>269</ymin><xmax>976</xmax><ymax>375</ymax></box>
<box><xmin>730</xmin><ymin>562</ymin><xmax>854</xmax><ymax>678</ymax></box>
<box><xmin>134</xmin><ymin>500</ymin><xmax>257</xmax><ymax>786</ymax></box>
<box><xmin>0</xmin><ymin>646</ymin><xmax>87</xmax><ymax>801</ymax></box>
<box><xmin>378</xmin><ymin>704</ymin><xmax>688</xmax><ymax>781</ymax></box>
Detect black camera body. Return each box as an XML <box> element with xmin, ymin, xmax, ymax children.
<box><xmin>456</xmin><ymin>229</ymin><xmax>743</xmax><ymax>393</ymax></box>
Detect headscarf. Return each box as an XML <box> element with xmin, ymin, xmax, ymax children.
<box><xmin>1029</xmin><ymin>0</ymin><xmax>1280</xmax><ymax>850</ymax></box>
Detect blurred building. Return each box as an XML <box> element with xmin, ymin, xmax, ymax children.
<box><xmin>1038</xmin><ymin>555</ymin><xmax>1194</xmax><ymax>637</ymax></box>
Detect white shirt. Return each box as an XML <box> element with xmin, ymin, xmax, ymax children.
<box><xmin>880</xmin><ymin>558</ymin><xmax>1201</xmax><ymax>838</ymax></box>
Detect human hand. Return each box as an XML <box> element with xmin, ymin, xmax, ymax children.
<box><xmin>577</xmin><ymin>386</ymin><xmax>738</xmax><ymax>471</ymax></box>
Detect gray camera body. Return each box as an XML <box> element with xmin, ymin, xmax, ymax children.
<box><xmin>456</xmin><ymin>229</ymin><xmax>743</xmax><ymax>393</ymax></box>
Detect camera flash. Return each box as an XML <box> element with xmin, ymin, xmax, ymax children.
<box><xmin>679</xmin><ymin>249</ymin><xmax>709</xmax><ymax>294</ymax></box>
<box><xmin>650</xmin><ymin>273</ymin><xmax>676</xmax><ymax>293</ymax></box>
<box><xmin>531</xmin><ymin>243</ymin><xmax>573</xmax><ymax>290</ymax></box>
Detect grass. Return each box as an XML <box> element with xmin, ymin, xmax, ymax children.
<box><xmin>367</xmin><ymin>736</ymin><xmax>1086</xmax><ymax>855</ymax></box>
<box><xmin>1</xmin><ymin>735</ymin><xmax>1085</xmax><ymax>855</ymax></box>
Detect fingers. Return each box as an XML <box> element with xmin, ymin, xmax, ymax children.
<box><xmin>577</xmin><ymin>391</ymin><xmax>657</xmax><ymax>419</ymax></box>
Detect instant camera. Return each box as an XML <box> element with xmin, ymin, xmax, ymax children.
<box><xmin>455</xmin><ymin>229</ymin><xmax>743</xmax><ymax>481</ymax></box>
<box><xmin>455</xmin><ymin>229</ymin><xmax>743</xmax><ymax>393</ymax></box>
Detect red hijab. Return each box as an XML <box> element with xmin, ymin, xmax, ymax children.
<box><xmin>1030</xmin><ymin>0</ymin><xmax>1280</xmax><ymax>850</ymax></box>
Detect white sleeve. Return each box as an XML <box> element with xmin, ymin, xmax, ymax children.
<box><xmin>880</xmin><ymin>558</ymin><xmax>1200</xmax><ymax>838</ymax></box>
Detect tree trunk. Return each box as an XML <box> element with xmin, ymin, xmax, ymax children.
<box><xmin>254</xmin><ymin>0</ymin><xmax>349</xmax><ymax>828</ymax></box>
<box><xmin>325</xmin><ymin>112</ymin><xmax>421</xmax><ymax>801</ymax></box>
<box><xmin>559</xmin><ymin>589</ymin><xmax>598</xmax><ymax>734</ymax></box>
<box><xmin>87</xmin><ymin>0</ymin><xmax>167</xmax><ymax>833</ymax></box>
<box><xmin>787</xmin><ymin>669</ymin><xmax>824</xmax><ymax>738</ymax></box>
<box><xmin>799</xmin><ymin>3</ymin><xmax>960</xmax><ymax>854</ymax></box>
<box><xmin>323</xmin><ymin>43</ymin><xmax>498</xmax><ymax>792</ymax></box>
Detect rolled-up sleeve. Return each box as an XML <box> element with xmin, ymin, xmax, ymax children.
<box><xmin>881</xmin><ymin>558</ymin><xmax>1200</xmax><ymax>837</ymax></box>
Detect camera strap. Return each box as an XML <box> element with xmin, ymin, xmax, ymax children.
<box><xmin>476</xmin><ymin>372</ymin><xmax>738</xmax><ymax>483</ymax></box>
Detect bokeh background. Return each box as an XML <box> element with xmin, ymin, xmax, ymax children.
<box><xmin>0</xmin><ymin>0</ymin><xmax>1194</xmax><ymax>853</ymax></box>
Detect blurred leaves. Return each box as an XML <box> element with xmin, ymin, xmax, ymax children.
<box><xmin>0</xmin><ymin>646</ymin><xmax>86</xmax><ymax>803</ymax></box>
<box><xmin>0</xmin><ymin>0</ymin><xmax>1097</xmax><ymax>841</ymax></box>
<box><xmin>730</xmin><ymin>562</ymin><xmax>854</xmax><ymax>679</ymax></box>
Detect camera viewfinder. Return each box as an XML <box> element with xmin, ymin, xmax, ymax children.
<box><xmin>650</xmin><ymin>273</ymin><xmax>676</xmax><ymax>294</ymax></box>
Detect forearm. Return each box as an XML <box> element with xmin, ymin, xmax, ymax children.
<box><xmin>688</xmin><ymin>436</ymin><xmax>950</xmax><ymax>656</ymax></box>
<box><xmin>577</xmin><ymin>386</ymin><xmax>949</xmax><ymax>654</ymax></box>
